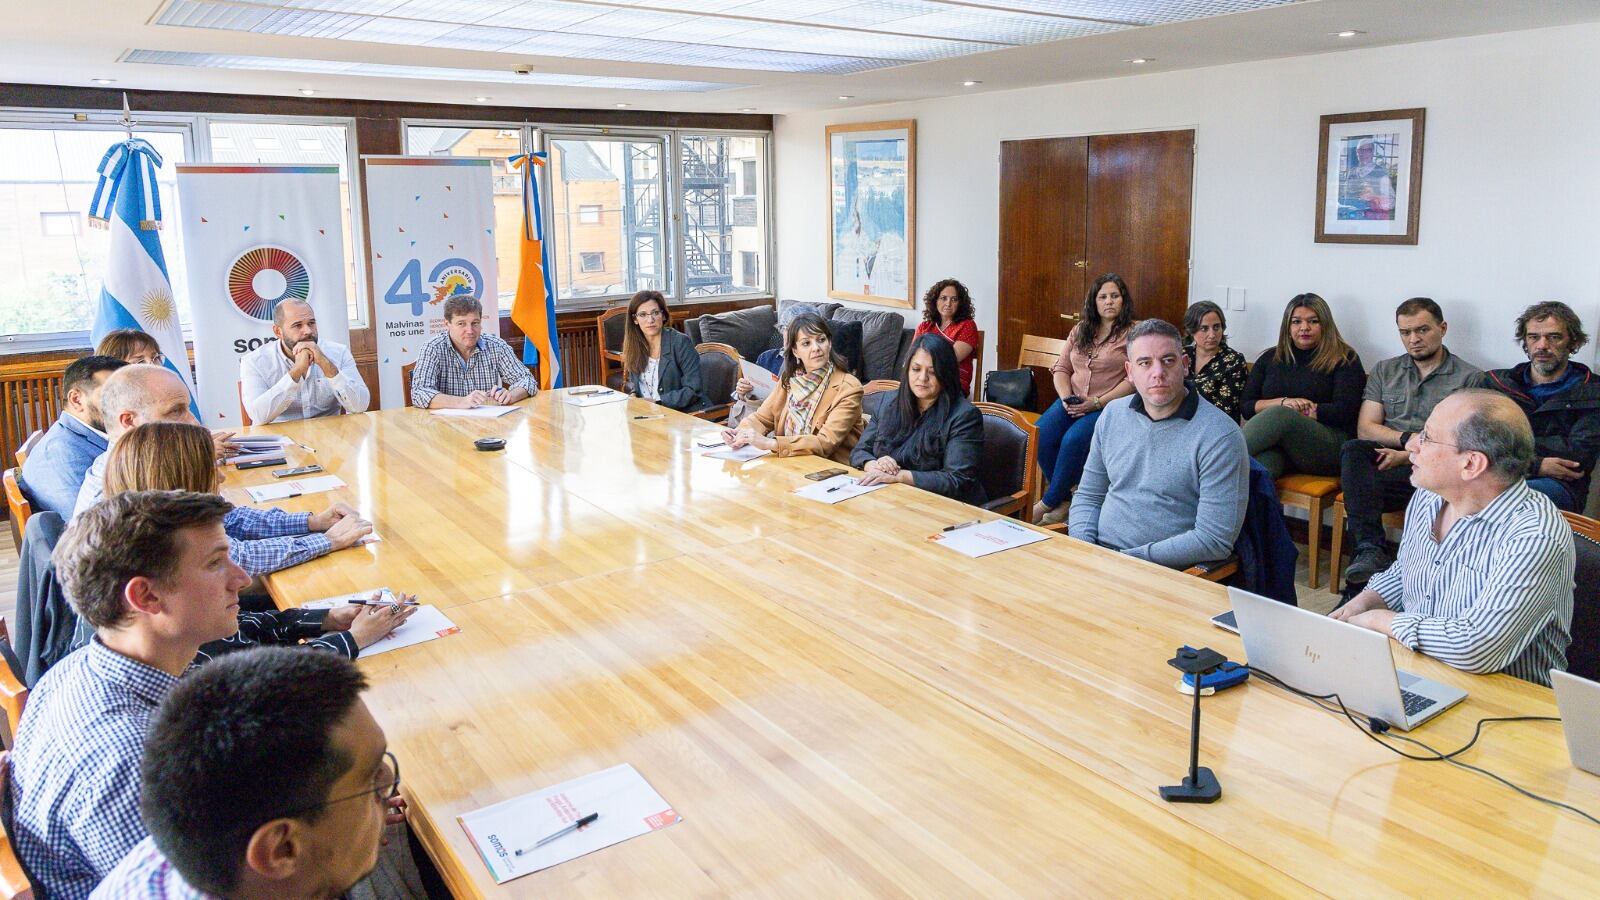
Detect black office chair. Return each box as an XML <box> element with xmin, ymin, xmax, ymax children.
<box><xmin>694</xmin><ymin>343</ymin><xmax>742</xmax><ymax>423</ymax></box>
<box><xmin>974</xmin><ymin>401</ymin><xmax>1038</xmax><ymax>520</ymax></box>
<box><xmin>1567</xmin><ymin>528</ymin><xmax>1600</xmax><ymax>680</ymax></box>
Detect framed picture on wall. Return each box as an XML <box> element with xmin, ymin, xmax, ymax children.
<box><xmin>826</xmin><ymin>119</ymin><xmax>916</xmax><ymax>307</ymax></box>
<box><xmin>1315</xmin><ymin>108</ymin><xmax>1425</xmax><ymax>245</ymax></box>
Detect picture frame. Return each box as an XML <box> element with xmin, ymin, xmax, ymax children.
<box><xmin>826</xmin><ymin>119</ymin><xmax>916</xmax><ymax>307</ymax></box>
<box><xmin>1314</xmin><ymin>108</ymin><xmax>1425</xmax><ymax>245</ymax></box>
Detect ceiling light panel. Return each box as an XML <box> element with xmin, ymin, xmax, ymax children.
<box><xmin>713</xmin><ymin>23</ymin><xmax>989</xmax><ymax>60</ymax></box>
<box><xmin>947</xmin><ymin>0</ymin><xmax>1301</xmax><ymax>26</ymax></box>
<box><xmin>120</xmin><ymin>49</ymin><xmax>741</xmax><ymax>91</ymax></box>
<box><xmin>423</xmin><ymin>23</ymin><xmax>529</xmax><ymax>51</ymax></box>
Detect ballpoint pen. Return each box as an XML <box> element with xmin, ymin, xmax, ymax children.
<box><xmin>942</xmin><ymin>519</ymin><xmax>982</xmax><ymax>532</ymax></box>
<box><xmin>513</xmin><ymin>813</ymin><xmax>599</xmax><ymax>856</ymax></box>
<box><xmin>632</xmin><ymin>414</ymin><xmax>665</xmax><ymax>420</ymax></box>
<box><xmin>352</xmin><ymin>597</ymin><xmax>418</xmax><ymax>607</ymax></box>
<box><xmin>825</xmin><ymin>482</ymin><xmax>851</xmax><ymax>493</ymax></box>
<box><xmin>296</xmin><ymin>442</ymin><xmax>316</xmax><ymax>454</ymax></box>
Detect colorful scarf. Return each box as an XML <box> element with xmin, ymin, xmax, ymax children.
<box><xmin>783</xmin><ymin>365</ymin><xmax>833</xmax><ymax>436</ymax></box>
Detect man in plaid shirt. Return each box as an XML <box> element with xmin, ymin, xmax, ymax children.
<box><xmin>409</xmin><ymin>295</ymin><xmax>538</xmax><ymax>409</ymax></box>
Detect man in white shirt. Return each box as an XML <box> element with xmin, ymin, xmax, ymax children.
<box><xmin>240</xmin><ymin>299</ymin><xmax>369</xmax><ymax>424</ymax></box>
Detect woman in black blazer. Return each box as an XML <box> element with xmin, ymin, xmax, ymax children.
<box><xmin>853</xmin><ymin>334</ymin><xmax>986</xmax><ymax>506</ymax></box>
<box><xmin>622</xmin><ymin>290</ymin><xmax>709</xmax><ymax>412</ymax></box>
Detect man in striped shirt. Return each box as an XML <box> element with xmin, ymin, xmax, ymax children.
<box><xmin>1332</xmin><ymin>390</ymin><xmax>1574</xmax><ymax>685</ymax></box>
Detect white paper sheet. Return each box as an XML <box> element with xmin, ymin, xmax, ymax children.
<box><xmin>245</xmin><ymin>474</ymin><xmax>347</xmax><ymax>503</ymax></box>
<box><xmin>431</xmin><ymin>405</ymin><xmax>518</xmax><ymax>418</ymax></box>
<box><xmin>563</xmin><ymin>388</ymin><xmax>630</xmax><ymax>407</ymax></box>
<box><xmin>301</xmin><ymin>589</ymin><xmax>460</xmax><ymax>657</ymax></box>
<box><xmin>792</xmin><ymin>474</ymin><xmax>887</xmax><ymax>504</ymax></box>
<box><xmin>701</xmin><ymin>444</ymin><xmax>770</xmax><ymax>462</ymax></box>
<box><xmin>930</xmin><ymin>518</ymin><xmax>1049</xmax><ymax>558</ymax></box>
<box><xmin>458</xmin><ymin>763</ymin><xmax>682</xmax><ymax>884</ymax></box>
<box><xmin>738</xmin><ymin>360</ymin><xmax>780</xmax><ymax>401</ymax></box>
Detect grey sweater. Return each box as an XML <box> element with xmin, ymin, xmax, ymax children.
<box><xmin>1068</xmin><ymin>387</ymin><xmax>1249</xmax><ymax>569</ymax></box>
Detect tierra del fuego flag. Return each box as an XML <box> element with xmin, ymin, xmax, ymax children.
<box><xmin>510</xmin><ymin>152</ymin><xmax>564</xmax><ymax>390</ymax></box>
<box><xmin>87</xmin><ymin>137</ymin><xmax>201</xmax><ymax>417</ymax></box>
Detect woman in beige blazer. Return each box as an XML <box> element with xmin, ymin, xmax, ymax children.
<box><xmin>724</xmin><ymin>312</ymin><xmax>863</xmax><ymax>464</ymax></box>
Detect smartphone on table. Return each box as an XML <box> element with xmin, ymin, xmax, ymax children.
<box><xmin>272</xmin><ymin>464</ymin><xmax>324</xmax><ymax>478</ymax></box>
<box><xmin>806</xmin><ymin>468</ymin><xmax>848</xmax><ymax>481</ymax></box>
<box><xmin>237</xmin><ymin>457</ymin><xmax>287</xmax><ymax>470</ymax></box>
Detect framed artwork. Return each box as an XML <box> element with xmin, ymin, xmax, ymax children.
<box><xmin>827</xmin><ymin>119</ymin><xmax>916</xmax><ymax>307</ymax></box>
<box><xmin>1315</xmin><ymin>108</ymin><xmax>1425</xmax><ymax>245</ymax></box>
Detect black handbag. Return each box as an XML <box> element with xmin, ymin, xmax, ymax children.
<box><xmin>983</xmin><ymin>368</ymin><xmax>1038</xmax><ymax>411</ymax></box>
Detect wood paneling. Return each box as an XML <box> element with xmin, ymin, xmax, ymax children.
<box><xmin>1085</xmin><ymin>129</ymin><xmax>1195</xmax><ymax>329</ymax></box>
<box><xmin>998</xmin><ymin>137</ymin><xmax>1087</xmax><ymax>409</ymax></box>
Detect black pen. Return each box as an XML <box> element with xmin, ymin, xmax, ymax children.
<box><xmin>825</xmin><ymin>482</ymin><xmax>851</xmax><ymax>493</ymax></box>
<box><xmin>632</xmin><ymin>414</ymin><xmax>664</xmax><ymax>420</ymax></box>
<box><xmin>943</xmin><ymin>519</ymin><xmax>982</xmax><ymax>532</ymax></box>
<box><xmin>352</xmin><ymin>598</ymin><xmax>418</xmax><ymax>607</ymax></box>
<box><xmin>514</xmin><ymin>813</ymin><xmax>599</xmax><ymax>856</ymax></box>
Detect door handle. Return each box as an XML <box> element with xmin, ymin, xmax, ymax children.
<box><xmin>1073</xmin><ymin>260</ymin><xmax>1086</xmax><ymax>268</ymax></box>
<box><xmin>1060</xmin><ymin>313</ymin><xmax>1080</xmax><ymax>321</ymax></box>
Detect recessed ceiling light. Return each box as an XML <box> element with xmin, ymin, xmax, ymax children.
<box><xmin>962</xmin><ymin>80</ymin><xmax>981</xmax><ymax>86</ymax></box>
<box><xmin>1125</xmin><ymin>58</ymin><xmax>1150</xmax><ymax>65</ymax></box>
<box><xmin>92</xmin><ymin>77</ymin><xmax>116</xmax><ymax>85</ymax></box>
<box><xmin>1332</xmin><ymin>30</ymin><xmax>1365</xmax><ymax>38</ymax></box>
<box><xmin>614</xmin><ymin>102</ymin><xmax>629</xmax><ymax>108</ymax></box>
<box><xmin>298</xmin><ymin>88</ymin><xmax>316</xmax><ymax>96</ymax></box>
<box><xmin>474</xmin><ymin>96</ymin><xmax>490</xmax><ymax>102</ymax></box>
<box><xmin>837</xmin><ymin>94</ymin><xmax>854</xmax><ymax>100</ymax></box>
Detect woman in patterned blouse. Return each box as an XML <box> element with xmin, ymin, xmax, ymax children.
<box><xmin>1182</xmin><ymin>301</ymin><xmax>1248</xmax><ymax>421</ymax></box>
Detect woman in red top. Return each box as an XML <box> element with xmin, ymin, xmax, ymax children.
<box><xmin>912</xmin><ymin>279</ymin><xmax>980</xmax><ymax>396</ymax></box>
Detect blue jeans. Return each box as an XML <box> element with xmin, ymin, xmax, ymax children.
<box><xmin>1527</xmin><ymin>477</ymin><xmax>1581</xmax><ymax>512</ymax></box>
<box><xmin>1036</xmin><ymin>402</ymin><xmax>1102</xmax><ymax>507</ymax></box>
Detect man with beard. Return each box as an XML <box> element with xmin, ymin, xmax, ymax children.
<box><xmin>1339</xmin><ymin>298</ymin><xmax>1481</xmax><ymax>585</ymax></box>
<box><xmin>19</xmin><ymin>354</ymin><xmax>127</xmax><ymax>516</ymax></box>
<box><xmin>1477</xmin><ymin>301</ymin><xmax>1600</xmax><ymax>513</ymax></box>
<box><xmin>240</xmin><ymin>299</ymin><xmax>369</xmax><ymax>424</ymax></box>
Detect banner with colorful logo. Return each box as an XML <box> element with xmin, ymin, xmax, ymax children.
<box><xmin>175</xmin><ymin>164</ymin><xmax>351</xmax><ymax>427</ymax></box>
<box><xmin>362</xmin><ymin>156</ymin><xmax>500</xmax><ymax>409</ymax></box>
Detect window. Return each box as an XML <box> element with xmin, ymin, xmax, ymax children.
<box><xmin>40</xmin><ymin>211</ymin><xmax>82</xmax><ymax>236</ymax></box>
<box><xmin>209</xmin><ymin>120</ymin><xmax>364</xmax><ymax>325</ymax></box>
<box><xmin>0</xmin><ymin>125</ymin><xmax>191</xmax><ymax>341</ymax></box>
<box><xmin>404</xmin><ymin>125</ymin><xmax>525</xmax><ymax>306</ymax></box>
<box><xmin>548</xmin><ymin>136</ymin><xmax>666</xmax><ymax>302</ymax></box>
<box><xmin>679</xmin><ymin>134</ymin><xmax>768</xmax><ymax>298</ymax></box>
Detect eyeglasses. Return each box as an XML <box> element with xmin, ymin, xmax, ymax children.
<box><xmin>634</xmin><ymin>310</ymin><xmax>665</xmax><ymax>321</ymax></box>
<box><xmin>279</xmin><ymin>751</ymin><xmax>401</xmax><ymax>819</ymax></box>
<box><xmin>1416</xmin><ymin>429</ymin><xmax>1459</xmax><ymax>450</ymax></box>
<box><xmin>132</xmin><ymin>353</ymin><xmax>165</xmax><ymax>365</ymax></box>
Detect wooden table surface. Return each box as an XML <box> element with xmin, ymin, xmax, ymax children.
<box><xmin>225</xmin><ymin>392</ymin><xmax>1600</xmax><ymax>898</ymax></box>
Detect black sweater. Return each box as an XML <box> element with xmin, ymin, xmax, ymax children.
<box><xmin>1241</xmin><ymin>345</ymin><xmax>1366</xmax><ymax>434</ymax></box>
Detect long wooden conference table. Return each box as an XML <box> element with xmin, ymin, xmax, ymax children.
<box><xmin>222</xmin><ymin>392</ymin><xmax>1600</xmax><ymax>898</ymax></box>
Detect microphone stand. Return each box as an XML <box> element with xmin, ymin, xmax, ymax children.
<box><xmin>1161</xmin><ymin>646</ymin><xmax>1224</xmax><ymax>803</ymax></box>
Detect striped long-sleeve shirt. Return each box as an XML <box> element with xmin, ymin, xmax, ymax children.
<box><xmin>1367</xmin><ymin>480</ymin><xmax>1574</xmax><ymax>685</ymax></box>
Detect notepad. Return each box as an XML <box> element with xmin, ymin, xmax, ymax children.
<box><xmin>245</xmin><ymin>475</ymin><xmax>346</xmax><ymax>503</ymax></box>
<box><xmin>792</xmin><ymin>474</ymin><xmax>886</xmax><ymax>504</ymax></box>
<box><xmin>738</xmin><ymin>360</ymin><xmax>780</xmax><ymax>401</ymax></box>
<box><xmin>701</xmin><ymin>444</ymin><xmax>770</xmax><ymax>462</ymax></box>
<box><xmin>302</xmin><ymin>589</ymin><xmax>460</xmax><ymax>657</ymax></box>
<box><xmin>432</xmin><ymin>405</ymin><xmax>517</xmax><ymax>418</ymax></box>
<box><xmin>931</xmin><ymin>518</ymin><xmax>1049</xmax><ymax>558</ymax></box>
<box><xmin>563</xmin><ymin>388</ymin><xmax>630</xmax><ymax>408</ymax></box>
<box><xmin>458</xmin><ymin>763</ymin><xmax>682</xmax><ymax>884</ymax></box>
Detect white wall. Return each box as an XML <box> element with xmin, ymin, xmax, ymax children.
<box><xmin>773</xmin><ymin>23</ymin><xmax>1600</xmax><ymax>377</ymax></box>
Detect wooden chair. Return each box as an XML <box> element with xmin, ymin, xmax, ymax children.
<box><xmin>1563</xmin><ymin>510</ymin><xmax>1600</xmax><ymax>543</ymax></box>
<box><xmin>998</xmin><ymin>334</ymin><xmax>1068</xmax><ymax>424</ymax></box>
<box><xmin>0</xmin><ymin>618</ymin><xmax>25</xmax><ymax>753</ymax></box>
<box><xmin>1327</xmin><ymin>491</ymin><xmax>1408</xmax><ymax>591</ymax></box>
<box><xmin>692</xmin><ymin>343</ymin><xmax>742</xmax><ymax>423</ymax></box>
<box><xmin>968</xmin><ymin>330</ymin><xmax>985</xmax><ymax>401</ymax></box>
<box><xmin>973</xmin><ymin>401</ymin><xmax>1038</xmax><ymax>521</ymax></box>
<box><xmin>596</xmin><ymin>306</ymin><xmax>628</xmax><ymax>391</ymax></box>
<box><xmin>1</xmin><ymin>370</ymin><xmax>65</xmax><ymax>484</ymax></box>
<box><xmin>0</xmin><ymin>821</ymin><xmax>31</xmax><ymax>900</ymax></box>
<box><xmin>13</xmin><ymin>432</ymin><xmax>42</xmax><ymax>469</ymax></box>
<box><xmin>862</xmin><ymin>380</ymin><xmax>900</xmax><ymax>396</ymax></box>
<box><xmin>1275</xmin><ymin>475</ymin><xmax>1341</xmax><ymax>589</ymax></box>
<box><xmin>1564</xmin><ymin>512</ymin><xmax>1600</xmax><ymax>681</ymax></box>
<box><xmin>238</xmin><ymin>382</ymin><xmax>253</xmax><ymax>427</ymax></box>
<box><xmin>3</xmin><ymin>470</ymin><xmax>28</xmax><ymax>550</ymax></box>
<box><xmin>401</xmin><ymin>362</ymin><xmax>416</xmax><ymax>409</ymax></box>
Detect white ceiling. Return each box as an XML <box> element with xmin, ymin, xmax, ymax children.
<box><xmin>2</xmin><ymin>0</ymin><xmax>1597</xmax><ymax>116</ymax></box>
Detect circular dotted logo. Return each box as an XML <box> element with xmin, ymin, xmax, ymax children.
<box><xmin>227</xmin><ymin>245</ymin><xmax>310</xmax><ymax>321</ymax></box>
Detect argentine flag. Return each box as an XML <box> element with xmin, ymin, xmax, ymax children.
<box><xmin>88</xmin><ymin>138</ymin><xmax>200</xmax><ymax>416</ymax></box>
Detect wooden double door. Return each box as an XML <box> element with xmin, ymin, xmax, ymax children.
<box><xmin>997</xmin><ymin>129</ymin><xmax>1194</xmax><ymax>402</ymax></box>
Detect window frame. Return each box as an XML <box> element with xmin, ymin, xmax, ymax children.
<box><xmin>672</xmin><ymin>128</ymin><xmax>774</xmax><ymax>306</ymax></box>
<box><xmin>0</xmin><ymin>106</ymin><xmax>371</xmax><ymax>351</ymax></box>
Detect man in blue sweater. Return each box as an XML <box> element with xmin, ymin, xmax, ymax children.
<box><xmin>1069</xmin><ymin>319</ymin><xmax>1250</xmax><ymax>569</ymax></box>
<box><xmin>19</xmin><ymin>354</ymin><xmax>126</xmax><ymax>517</ymax></box>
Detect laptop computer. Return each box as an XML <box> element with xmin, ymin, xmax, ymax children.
<box><xmin>1229</xmin><ymin>587</ymin><xmax>1467</xmax><ymax>731</ymax></box>
<box><xmin>1551</xmin><ymin>669</ymin><xmax>1600</xmax><ymax>775</ymax></box>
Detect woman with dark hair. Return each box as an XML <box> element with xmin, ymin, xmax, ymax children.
<box><xmin>622</xmin><ymin>290</ymin><xmax>709</xmax><ymax>412</ymax></box>
<box><xmin>913</xmin><ymin>278</ymin><xmax>980</xmax><ymax>396</ymax></box>
<box><xmin>1241</xmin><ymin>293</ymin><xmax>1367</xmax><ymax>478</ymax></box>
<box><xmin>725</xmin><ymin>313</ymin><xmax>863</xmax><ymax>463</ymax></box>
<box><xmin>96</xmin><ymin>328</ymin><xmax>163</xmax><ymax>365</ymax></box>
<box><xmin>1182</xmin><ymin>300</ymin><xmax>1249</xmax><ymax>420</ymax></box>
<box><xmin>1032</xmin><ymin>274</ymin><xmax>1137</xmax><ymax>524</ymax></box>
<box><xmin>852</xmin><ymin>334</ymin><xmax>985</xmax><ymax>506</ymax></box>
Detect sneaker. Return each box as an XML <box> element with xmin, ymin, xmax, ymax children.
<box><xmin>1343</xmin><ymin>545</ymin><xmax>1392</xmax><ymax>585</ymax></box>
